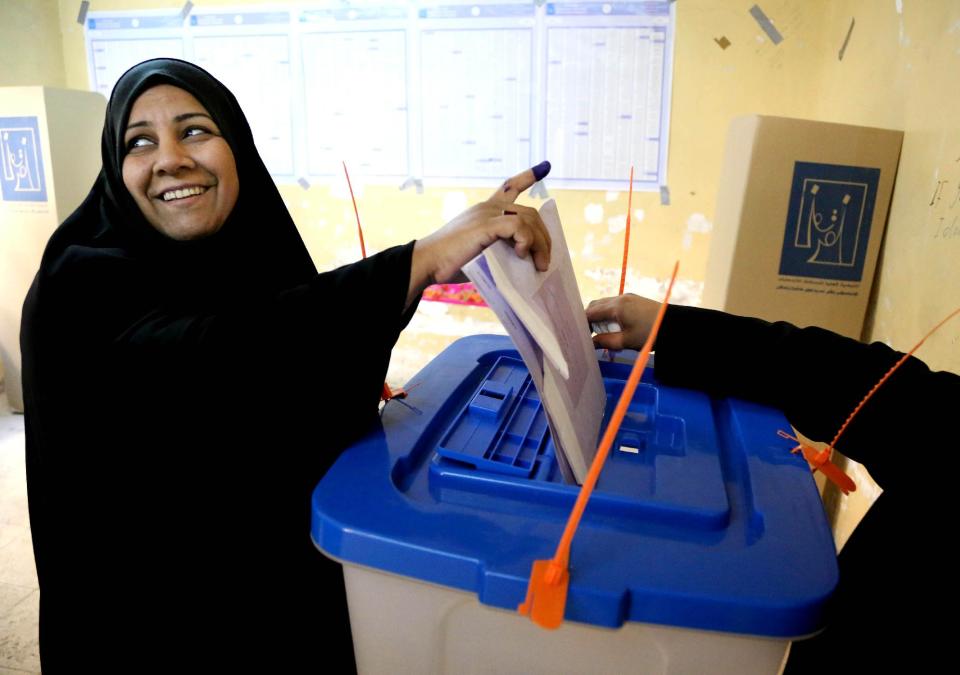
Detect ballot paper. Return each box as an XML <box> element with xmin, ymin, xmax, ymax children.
<box><xmin>462</xmin><ymin>200</ymin><xmax>606</xmax><ymax>484</ymax></box>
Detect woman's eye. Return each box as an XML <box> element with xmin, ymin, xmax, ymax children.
<box><xmin>184</xmin><ymin>126</ymin><xmax>210</xmax><ymax>139</ymax></box>
<box><xmin>126</xmin><ymin>136</ymin><xmax>154</xmax><ymax>151</ymax></box>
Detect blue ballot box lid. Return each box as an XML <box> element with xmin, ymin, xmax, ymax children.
<box><xmin>311</xmin><ymin>335</ymin><xmax>838</xmax><ymax>637</ymax></box>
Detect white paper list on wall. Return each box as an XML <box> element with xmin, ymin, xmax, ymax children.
<box><xmin>300</xmin><ymin>7</ymin><xmax>410</xmax><ymax>178</ymax></box>
<box><xmin>190</xmin><ymin>11</ymin><xmax>295</xmax><ymax>176</ymax></box>
<box><xmin>87</xmin><ymin>12</ymin><xmax>185</xmax><ymax>99</ymax></box>
<box><xmin>418</xmin><ymin>3</ymin><xmax>536</xmax><ymax>181</ymax></box>
<box><xmin>545</xmin><ymin>27</ymin><xmax>666</xmax><ymax>184</ymax></box>
<box><xmin>82</xmin><ymin>1</ymin><xmax>675</xmax><ymax>190</ymax></box>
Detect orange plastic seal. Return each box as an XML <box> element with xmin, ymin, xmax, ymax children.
<box><xmin>777</xmin><ymin>430</ymin><xmax>856</xmax><ymax>495</ymax></box>
<box><xmin>519</xmin><ymin>261</ymin><xmax>679</xmax><ymax>629</ymax></box>
<box><xmin>777</xmin><ymin>304</ymin><xmax>960</xmax><ymax>496</ymax></box>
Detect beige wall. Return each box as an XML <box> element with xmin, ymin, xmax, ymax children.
<box><xmin>49</xmin><ymin>1</ymin><xmax>842</xmax><ymax>287</ymax></box>
<box><xmin>792</xmin><ymin>0</ymin><xmax>960</xmax><ymax>550</ymax></box>
<box><xmin>5</xmin><ymin>0</ymin><xmax>950</xmax><ymax>382</ymax></box>
<box><xmin>815</xmin><ymin>0</ymin><xmax>960</xmax><ymax>374</ymax></box>
<box><xmin>0</xmin><ymin>1</ymin><xmax>67</xmax><ymax>88</ymax></box>
<box><xmin>46</xmin><ymin>0</ymin><xmax>855</xmax><ymax>381</ymax></box>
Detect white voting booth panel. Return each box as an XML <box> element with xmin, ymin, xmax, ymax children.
<box><xmin>0</xmin><ymin>87</ymin><xmax>106</xmax><ymax>410</ymax></box>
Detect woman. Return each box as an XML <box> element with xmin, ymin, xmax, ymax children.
<box><xmin>21</xmin><ymin>58</ymin><xmax>551</xmax><ymax>671</ymax></box>
<box><xmin>586</xmin><ymin>294</ymin><xmax>960</xmax><ymax>672</ymax></box>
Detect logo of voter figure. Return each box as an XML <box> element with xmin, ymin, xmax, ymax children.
<box><xmin>0</xmin><ymin>116</ymin><xmax>47</xmax><ymax>202</ymax></box>
<box><xmin>779</xmin><ymin>161</ymin><xmax>880</xmax><ymax>282</ymax></box>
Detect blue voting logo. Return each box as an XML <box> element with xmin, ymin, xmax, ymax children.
<box><xmin>1</xmin><ymin>117</ymin><xmax>47</xmax><ymax>202</ymax></box>
<box><xmin>779</xmin><ymin>161</ymin><xmax>880</xmax><ymax>282</ymax></box>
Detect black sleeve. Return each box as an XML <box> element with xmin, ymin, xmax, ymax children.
<box><xmin>194</xmin><ymin>241</ymin><xmax>420</xmax><ymax>414</ymax></box>
<box><xmin>46</xmin><ymin>240</ymin><xmax>418</xmax><ymax>406</ymax></box>
<box><xmin>652</xmin><ymin>304</ymin><xmax>960</xmax><ymax>492</ymax></box>
<box><xmin>50</xmin><ymin>240</ymin><xmax>415</xmax><ymax>355</ymax></box>
<box><xmin>28</xmin><ymin>240</ymin><xmax>421</xmax><ymax>496</ymax></box>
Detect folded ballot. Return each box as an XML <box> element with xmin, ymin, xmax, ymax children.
<box><xmin>463</xmin><ymin>199</ymin><xmax>606</xmax><ymax>484</ymax></box>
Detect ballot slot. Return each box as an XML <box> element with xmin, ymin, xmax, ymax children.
<box><xmin>435</xmin><ymin>355</ymin><xmax>672</xmax><ymax>483</ymax></box>
<box><xmin>436</xmin><ymin>356</ymin><xmax>550</xmax><ymax>478</ymax></box>
<box><xmin>432</xmin><ymin>354</ymin><xmax>721</xmax><ymax>527</ymax></box>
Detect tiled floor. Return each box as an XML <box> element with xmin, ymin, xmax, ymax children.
<box><xmin>0</xmin><ymin>394</ymin><xmax>40</xmax><ymax>674</ymax></box>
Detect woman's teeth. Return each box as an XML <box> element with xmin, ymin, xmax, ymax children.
<box><xmin>162</xmin><ymin>186</ymin><xmax>207</xmax><ymax>202</ymax></box>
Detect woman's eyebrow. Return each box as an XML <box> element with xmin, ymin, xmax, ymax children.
<box><xmin>173</xmin><ymin>112</ymin><xmax>214</xmax><ymax>124</ymax></box>
<box><xmin>125</xmin><ymin>112</ymin><xmax>214</xmax><ymax>132</ymax></box>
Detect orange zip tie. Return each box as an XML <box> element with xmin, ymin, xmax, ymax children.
<box><xmin>778</xmin><ymin>304</ymin><xmax>960</xmax><ymax>495</ymax></box>
<box><xmin>343</xmin><ymin>160</ymin><xmax>366</xmax><ymax>259</ymax></box>
<box><xmin>827</xmin><ymin>305</ymin><xmax>960</xmax><ymax>451</ymax></box>
<box><xmin>777</xmin><ymin>430</ymin><xmax>856</xmax><ymax>495</ymax></box>
<box><xmin>618</xmin><ymin>166</ymin><xmax>634</xmax><ymax>296</ymax></box>
<box><xmin>343</xmin><ymin>161</ymin><xmax>402</xmax><ymax>402</ymax></box>
<box><xmin>604</xmin><ymin>166</ymin><xmax>635</xmax><ymax>362</ymax></box>
<box><xmin>381</xmin><ymin>382</ymin><xmax>412</xmax><ymax>401</ymax></box>
<box><xmin>519</xmin><ymin>260</ymin><xmax>679</xmax><ymax>629</ymax></box>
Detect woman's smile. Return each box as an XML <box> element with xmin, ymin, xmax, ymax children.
<box><xmin>158</xmin><ymin>184</ymin><xmax>210</xmax><ymax>202</ymax></box>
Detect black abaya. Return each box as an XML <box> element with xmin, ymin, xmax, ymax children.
<box><xmin>21</xmin><ymin>59</ymin><xmax>414</xmax><ymax>672</ymax></box>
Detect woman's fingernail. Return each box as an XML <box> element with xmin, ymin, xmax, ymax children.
<box><xmin>532</xmin><ymin>161</ymin><xmax>551</xmax><ymax>181</ymax></box>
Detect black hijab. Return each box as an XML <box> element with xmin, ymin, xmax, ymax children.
<box><xmin>40</xmin><ymin>57</ymin><xmax>316</xmax><ymax>297</ymax></box>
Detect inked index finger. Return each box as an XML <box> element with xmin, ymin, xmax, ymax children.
<box><xmin>489</xmin><ymin>160</ymin><xmax>551</xmax><ymax>205</ymax></box>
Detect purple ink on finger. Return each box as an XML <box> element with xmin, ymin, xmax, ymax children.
<box><xmin>532</xmin><ymin>160</ymin><xmax>551</xmax><ymax>182</ymax></box>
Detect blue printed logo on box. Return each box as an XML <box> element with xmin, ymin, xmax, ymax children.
<box><xmin>779</xmin><ymin>161</ymin><xmax>880</xmax><ymax>282</ymax></box>
<box><xmin>1</xmin><ymin>116</ymin><xmax>47</xmax><ymax>203</ymax></box>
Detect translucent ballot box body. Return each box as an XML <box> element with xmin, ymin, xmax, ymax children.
<box><xmin>311</xmin><ymin>335</ymin><xmax>837</xmax><ymax>675</ymax></box>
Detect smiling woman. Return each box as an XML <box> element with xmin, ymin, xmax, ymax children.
<box><xmin>19</xmin><ymin>58</ymin><xmax>552</xmax><ymax>672</ymax></box>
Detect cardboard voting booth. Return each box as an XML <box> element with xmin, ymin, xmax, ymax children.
<box><xmin>704</xmin><ymin>115</ymin><xmax>903</xmax><ymax>340</ymax></box>
<box><xmin>0</xmin><ymin>87</ymin><xmax>105</xmax><ymax>410</ymax></box>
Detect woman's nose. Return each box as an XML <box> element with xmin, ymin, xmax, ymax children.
<box><xmin>153</xmin><ymin>139</ymin><xmax>195</xmax><ymax>175</ymax></box>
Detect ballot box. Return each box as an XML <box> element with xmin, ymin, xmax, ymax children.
<box><xmin>311</xmin><ymin>335</ymin><xmax>837</xmax><ymax>675</ymax></box>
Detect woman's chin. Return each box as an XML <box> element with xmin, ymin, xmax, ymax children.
<box><xmin>152</xmin><ymin>218</ymin><xmax>225</xmax><ymax>241</ymax></box>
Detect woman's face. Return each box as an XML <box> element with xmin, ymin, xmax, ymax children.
<box><xmin>122</xmin><ymin>85</ymin><xmax>239</xmax><ymax>241</ymax></box>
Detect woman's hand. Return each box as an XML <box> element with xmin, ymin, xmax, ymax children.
<box><xmin>585</xmin><ymin>293</ymin><xmax>662</xmax><ymax>351</ymax></box>
<box><xmin>407</xmin><ymin>162</ymin><xmax>552</xmax><ymax>309</ymax></box>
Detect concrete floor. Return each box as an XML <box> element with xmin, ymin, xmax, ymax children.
<box><xmin>0</xmin><ymin>393</ymin><xmax>40</xmax><ymax>674</ymax></box>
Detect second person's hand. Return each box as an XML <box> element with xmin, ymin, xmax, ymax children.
<box><xmin>586</xmin><ymin>293</ymin><xmax>662</xmax><ymax>351</ymax></box>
